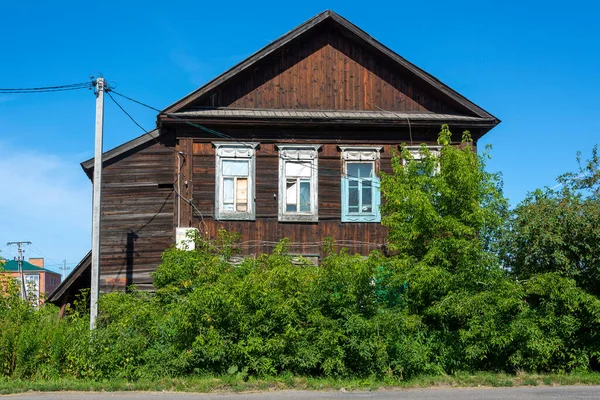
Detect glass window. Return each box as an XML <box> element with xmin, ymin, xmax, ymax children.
<box><xmin>340</xmin><ymin>147</ymin><xmax>382</xmax><ymax>223</ymax></box>
<box><xmin>24</xmin><ymin>274</ymin><xmax>40</xmax><ymax>305</ymax></box>
<box><xmin>346</xmin><ymin>162</ymin><xmax>375</xmax><ymax>214</ymax></box>
<box><xmin>214</xmin><ymin>143</ymin><xmax>258</xmax><ymax>220</ymax></box>
<box><xmin>277</xmin><ymin>145</ymin><xmax>321</xmax><ymax>222</ymax></box>
<box><xmin>403</xmin><ymin>146</ymin><xmax>441</xmax><ymax>175</ymax></box>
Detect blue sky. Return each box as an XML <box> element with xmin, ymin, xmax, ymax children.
<box><xmin>1</xmin><ymin>1</ymin><xmax>598</xmax><ymax>274</ymax></box>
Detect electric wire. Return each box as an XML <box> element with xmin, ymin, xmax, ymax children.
<box><xmin>100</xmin><ymin>91</ymin><xmax>407</xmax><ymax>251</ymax></box>
<box><xmin>108</xmin><ymin>89</ymin><xmax>384</xmax><ymax>185</ymax></box>
<box><xmin>106</xmin><ymin>91</ymin><xmax>147</xmax><ymax>133</ymax></box>
<box><xmin>105</xmin><ymin>89</ymin><xmax>442</xmax><ymax>228</ymax></box>
<box><xmin>105</xmin><ymin>90</ymin><xmax>179</xmax><ymax>155</ymax></box>
<box><xmin>106</xmin><ymin>89</ymin><xmax>209</xmax><ymax>233</ymax></box>
<box><xmin>0</xmin><ymin>82</ymin><xmax>93</xmax><ymax>93</ymax></box>
<box><xmin>28</xmin><ymin>243</ymin><xmax>64</xmax><ymax>269</ymax></box>
<box><xmin>109</xmin><ymin>89</ymin><xmax>231</xmax><ymax>139</ymax></box>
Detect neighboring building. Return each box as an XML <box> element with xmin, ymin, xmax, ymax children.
<box><xmin>50</xmin><ymin>10</ymin><xmax>499</xmax><ymax>304</ymax></box>
<box><xmin>1</xmin><ymin>258</ymin><xmax>61</xmax><ymax>304</ymax></box>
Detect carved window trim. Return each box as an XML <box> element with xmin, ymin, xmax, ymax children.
<box><xmin>276</xmin><ymin>144</ymin><xmax>321</xmax><ymax>222</ymax></box>
<box><xmin>213</xmin><ymin>142</ymin><xmax>259</xmax><ymax>221</ymax></box>
<box><xmin>339</xmin><ymin>146</ymin><xmax>382</xmax><ymax>223</ymax></box>
<box><xmin>402</xmin><ymin>145</ymin><xmax>441</xmax><ymax>174</ymax></box>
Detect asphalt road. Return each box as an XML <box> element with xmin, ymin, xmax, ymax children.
<box><xmin>3</xmin><ymin>386</ymin><xmax>600</xmax><ymax>400</ymax></box>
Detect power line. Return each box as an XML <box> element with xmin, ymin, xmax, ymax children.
<box><xmin>106</xmin><ymin>88</ymin><xmax>212</xmax><ymax>231</ymax></box>
<box><xmin>6</xmin><ymin>241</ymin><xmax>31</xmax><ymax>300</ymax></box>
<box><xmin>0</xmin><ymin>82</ymin><xmax>93</xmax><ymax>93</ymax></box>
<box><xmin>106</xmin><ymin>91</ymin><xmax>147</xmax><ymax>133</ymax></box>
<box><xmin>105</xmin><ymin>90</ymin><xmax>181</xmax><ymax>156</ymax></box>
<box><xmin>109</xmin><ymin>89</ymin><xmax>232</xmax><ymax>139</ymax></box>
<box><xmin>107</xmin><ymin>88</ymin><xmax>386</xmax><ymax>184</ymax></box>
<box><xmin>29</xmin><ymin>243</ymin><xmax>63</xmax><ymax>267</ymax></box>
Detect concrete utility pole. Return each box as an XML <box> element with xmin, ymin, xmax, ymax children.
<box><xmin>90</xmin><ymin>77</ymin><xmax>105</xmax><ymax>330</ymax></box>
<box><xmin>7</xmin><ymin>241</ymin><xmax>31</xmax><ymax>300</ymax></box>
<box><xmin>60</xmin><ymin>259</ymin><xmax>69</xmax><ymax>279</ymax></box>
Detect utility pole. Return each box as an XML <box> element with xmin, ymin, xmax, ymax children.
<box><xmin>90</xmin><ymin>77</ymin><xmax>105</xmax><ymax>330</ymax></box>
<box><xmin>7</xmin><ymin>241</ymin><xmax>31</xmax><ymax>300</ymax></box>
<box><xmin>60</xmin><ymin>259</ymin><xmax>69</xmax><ymax>279</ymax></box>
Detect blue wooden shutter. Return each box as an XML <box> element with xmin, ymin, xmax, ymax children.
<box><xmin>341</xmin><ymin>175</ymin><xmax>381</xmax><ymax>223</ymax></box>
<box><xmin>373</xmin><ymin>176</ymin><xmax>381</xmax><ymax>222</ymax></box>
<box><xmin>341</xmin><ymin>175</ymin><xmax>349</xmax><ymax>222</ymax></box>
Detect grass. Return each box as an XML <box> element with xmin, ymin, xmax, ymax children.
<box><xmin>2</xmin><ymin>372</ymin><xmax>600</xmax><ymax>395</ymax></box>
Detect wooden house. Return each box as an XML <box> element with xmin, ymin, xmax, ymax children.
<box><xmin>49</xmin><ymin>10</ymin><xmax>499</xmax><ymax>304</ymax></box>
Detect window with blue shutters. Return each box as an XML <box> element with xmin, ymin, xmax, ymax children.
<box><xmin>340</xmin><ymin>147</ymin><xmax>382</xmax><ymax>223</ymax></box>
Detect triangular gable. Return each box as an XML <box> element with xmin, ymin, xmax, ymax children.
<box><xmin>163</xmin><ymin>10</ymin><xmax>497</xmax><ymax>122</ymax></box>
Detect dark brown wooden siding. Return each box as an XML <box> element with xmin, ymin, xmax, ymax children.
<box><xmin>189</xmin><ymin>27</ymin><xmax>459</xmax><ymax>114</ymax></box>
<box><xmin>99</xmin><ymin>142</ymin><xmax>175</xmax><ymax>292</ymax></box>
<box><xmin>189</xmin><ymin>140</ymin><xmax>400</xmax><ymax>258</ymax></box>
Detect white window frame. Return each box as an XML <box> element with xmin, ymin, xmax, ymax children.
<box><xmin>24</xmin><ymin>274</ymin><xmax>40</xmax><ymax>305</ymax></box>
<box><xmin>276</xmin><ymin>144</ymin><xmax>321</xmax><ymax>222</ymax></box>
<box><xmin>339</xmin><ymin>146</ymin><xmax>382</xmax><ymax>223</ymax></box>
<box><xmin>214</xmin><ymin>142</ymin><xmax>259</xmax><ymax>221</ymax></box>
<box><xmin>403</xmin><ymin>145</ymin><xmax>441</xmax><ymax>173</ymax></box>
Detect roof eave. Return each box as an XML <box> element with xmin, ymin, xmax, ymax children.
<box><xmin>48</xmin><ymin>251</ymin><xmax>91</xmax><ymax>305</ymax></box>
<box><xmin>160</xmin><ymin>115</ymin><xmax>498</xmax><ymax>128</ymax></box>
<box><xmin>81</xmin><ymin>130</ymin><xmax>160</xmax><ymax>180</ymax></box>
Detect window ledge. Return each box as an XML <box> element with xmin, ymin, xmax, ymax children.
<box><xmin>215</xmin><ymin>212</ymin><xmax>256</xmax><ymax>221</ymax></box>
<box><xmin>342</xmin><ymin>214</ymin><xmax>380</xmax><ymax>223</ymax></box>
<box><xmin>278</xmin><ymin>213</ymin><xmax>318</xmax><ymax>222</ymax></box>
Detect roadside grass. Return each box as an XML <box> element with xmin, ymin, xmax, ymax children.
<box><xmin>2</xmin><ymin>372</ymin><xmax>600</xmax><ymax>395</ymax></box>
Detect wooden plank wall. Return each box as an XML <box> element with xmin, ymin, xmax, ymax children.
<box><xmin>99</xmin><ymin>142</ymin><xmax>175</xmax><ymax>292</ymax></box>
<box><xmin>190</xmin><ymin>140</ymin><xmax>397</xmax><ymax>258</ymax></box>
<box><xmin>191</xmin><ymin>27</ymin><xmax>459</xmax><ymax>114</ymax></box>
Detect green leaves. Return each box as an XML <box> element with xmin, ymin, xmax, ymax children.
<box><xmin>381</xmin><ymin>125</ymin><xmax>508</xmax><ymax>279</ymax></box>
<box><xmin>505</xmin><ymin>145</ymin><xmax>600</xmax><ymax>296</ymax></box>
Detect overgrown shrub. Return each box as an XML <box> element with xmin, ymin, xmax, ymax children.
<box><xmin>2</xmin><ymin>128</ymin><xmax>600</xmax><ymax>381</ymax></box>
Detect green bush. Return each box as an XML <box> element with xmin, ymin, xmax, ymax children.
<box><xmin>2</xmin><ymin>128</ymin><xmax>600</xmax><ymax>382</ymax></box>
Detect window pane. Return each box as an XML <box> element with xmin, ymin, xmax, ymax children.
<box><xmin>286</xmin><ymin>179</ymin><xmax>297</xmax><ymax>207</ymax></box>
<box><xmin>415</xmin><ymin>160</ymin><xmax>428</xmax><ymax>176</ymax></box>
<box><xmin>349</xmin><ymin>185</ymin><xmax>359</xmax><ymax>211</ymax></box>
<box><xmin>357</xmin><ymin>163</ymin><xmax>373</xmax><ymax>179</ymax></box>
<box><xmin>347</xmin><ymin>163</ymin><xmax>359</xmax><ymax>179</ymax></box>
<box><xmin>223</xmin><ymin>160</ymin><xmax>249</xmax><ymax>176</ymax></box>
<box><xmin>347</xmin><ymin>162</ymin><xmax>373</xmax><ymax>179</ymax></box>
<box><xmin>236</xmin><ymin>178</ymin><xmax>248</xmax><ymax>212</ymax></box>
<box><xmin>299</xmin><ymin>180</ymin><xmax>311</xmax><ymax>212</ymax></box>
<box><xmin>362</xmin><ymin>181</ymin><xmax>372</xmax><ymax>212</ymax></box>
<box><xmin>286</xmin><ymin>162</ymin><xmax>311</xmax><ymax>177</ymax></box>
<box><xmin>223</xmin><ymin>178</ymin><xmax>234</xmax><ymax>203</ymax></box>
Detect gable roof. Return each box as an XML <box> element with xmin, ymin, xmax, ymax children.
<box><xmin>162</xmin><ymin>10</ymin><xmax>498</xmax><ymax>123</ymax></box>
<box><xmin>1</xmin><ymin>259</ymin><xmax>60</xmax><ymax>274</ymax></box>
<box><xmin>48</xmin><ymin>251</ymin><xmax>91</xmax><ymax>305</ymax></box>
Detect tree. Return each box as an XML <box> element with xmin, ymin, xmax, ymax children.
<box><xmin>504</xmin><ymin>146</ymin><xmax>600</xmax><ymax>296</ymax></box>
<box><xmin>380</xmin><ymin>125</ymin><xmax>509</xmax><ymax>279</ymax></box>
